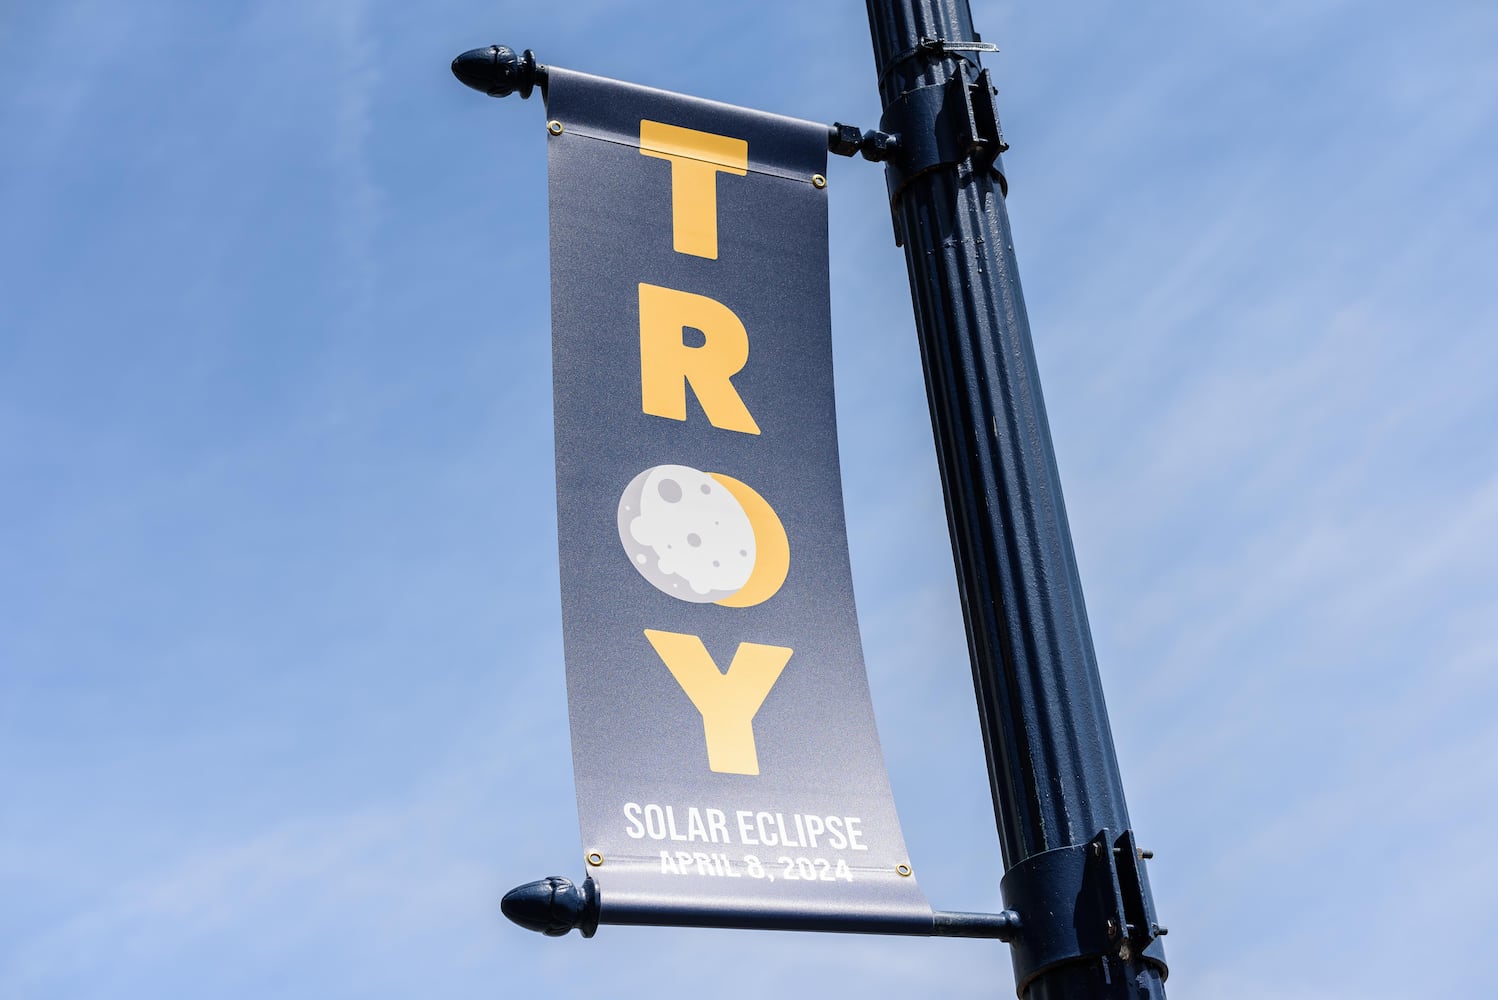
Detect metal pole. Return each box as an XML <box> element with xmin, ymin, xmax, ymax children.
<box><xmin>860</xmin><ymin>3</ymin><xmax>1169</xmax><ymax>996</ymax></box>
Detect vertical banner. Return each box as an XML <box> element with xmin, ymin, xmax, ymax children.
<box><xmin>545</xmin><ymin>67</ymin><xmax>931</xmax><ymax>932</ymax></box>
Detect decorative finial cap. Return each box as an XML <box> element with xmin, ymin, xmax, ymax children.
<box><xmin>500</xmin><ymin>875</ymin><xmax>599</xmax><ymax>937</ymax></box>
<box><xmin>451</xmin><ymin>45</ymin><xmax>540</xmax><ymax>99</ymax></box>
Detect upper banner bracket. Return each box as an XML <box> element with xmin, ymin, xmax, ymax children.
<box><xmin>877</xmin><ymin>68</ymin><xmax>1008</xmax><ymax>206</ymax></box>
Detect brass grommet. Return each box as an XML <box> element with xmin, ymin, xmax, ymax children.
<box><xmin>811</xmin><ymin>174</ymin><xmax>827</xmax><ymax>189</ymax></box>
<box><xmin>586</xmin><ymin>851</ymin><xmax>604</xmax><ymax>867</ymax></box>
<box><xmin>896</xmin><ymin>863</ymin><xmax>912</xmax><ymax>877</ymax></box>
<box><xmin>547</xmin><ymin>120</ymin><xmax>564</xmax><ymax>136</ymax></box>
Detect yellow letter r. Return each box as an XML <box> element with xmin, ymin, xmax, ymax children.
<box><xmin>639</xmin><ymin>283</ymin><xmax>760</xmax><ymax>435</ymax></box>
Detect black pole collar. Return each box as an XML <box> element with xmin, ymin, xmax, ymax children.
<box><xmin>999</xmin><ymin>830</ymin><xmax>1168</xmax><ymax>993</ymax></box>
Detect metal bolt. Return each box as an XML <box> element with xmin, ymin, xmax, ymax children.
<box><xmin>1156</xmin><ymin>925</ymin><xmax>1169</xmax><ymax>936</ymax></box>
<box><xmin>1091</xmin><ymin>842</ymin><xmax>1104</xmax><ymax>858</ymax></box>
<box><xmin>859</xmin><ymin>129</ymin><xmax>899</xmax><ymax>163</ymax></box>
<box><xmin>828</xmin><ymin>122</ymin><xmax>863</xmax><ymax>158</ymax></box>
<box><xmin>812</xmin><ymin>174</ymin><xmax>827</xmax><ymax>189</ymax></box>
<box><xmin>1106</xmin><ymin>918</ymin><xmax>1119</xmax><ymax>938</ymax></box>
<box><xmin>586</xmin><ymin>851</ymin><xmax>603</xmax><ymax>866</ymax></box>
<box><xmin>896</xmin><ymin>864</ymin><xmax>912</xmax><ymax>877</ymax></box>
<box><xmin>1139</xmin><ymin>848</ymin><xmax>1154</xmax><ymax>859</ymax></box>
<box><xmin>547</xmin><ymin>120</ymin><xmax>564</xmax><ymax>136</ymax></box>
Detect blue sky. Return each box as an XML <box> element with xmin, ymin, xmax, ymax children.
<box><xmin>4</xmin><ymin>1</ymin><xmax>1496</xmax><ymax>997</ymax></box>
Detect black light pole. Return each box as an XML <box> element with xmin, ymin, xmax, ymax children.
<box><xmin>859</xmin><ymin>2</ymin><xmax>1169</xmax><ymax>996</ymax></box>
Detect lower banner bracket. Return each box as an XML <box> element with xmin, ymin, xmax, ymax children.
<box><xmin>500</xmin><ymin>874</ymin><xmax>1021</xmax><ymax>941</ymax></box>
<box><xmin>999</xmin><ymin>829</ymin><xmax>1169</xmax><ymax>993</ymax></box>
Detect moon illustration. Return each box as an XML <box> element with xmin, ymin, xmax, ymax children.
<box><xmin>617</xmin><ymin>464</ymin><xmax>789</xmax><ymax>607</ymax></box>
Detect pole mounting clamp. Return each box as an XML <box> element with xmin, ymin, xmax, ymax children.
<box><xmin>876</xmin><ymin>35</ymin><xmax>1000</xmax><ymax>92</ymax></box>
<box><xmin>877</xmin><ymin>67</ymin><xmax>1008</xmax><ymax>206</ymax></box>
<box><xmin>999</xmin><ymin>829</ymin><xmax>1168</xmax><ymax>995</ymax></box>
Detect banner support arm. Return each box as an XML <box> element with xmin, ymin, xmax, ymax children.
<box><xmin>501</xmin><ymin>875</ymin><xmax>1022</xmax><ymax>941</ymax></box>
<box><xmin>451</xmin><ymin>46</ymin><xmax>901</xmax><ymax>162</ymax></box>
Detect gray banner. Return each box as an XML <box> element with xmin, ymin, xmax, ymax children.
<box><xmin>545</xmin><ymin>67</ymin><xmax>930</xmax><ymax>930</ymax></box>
